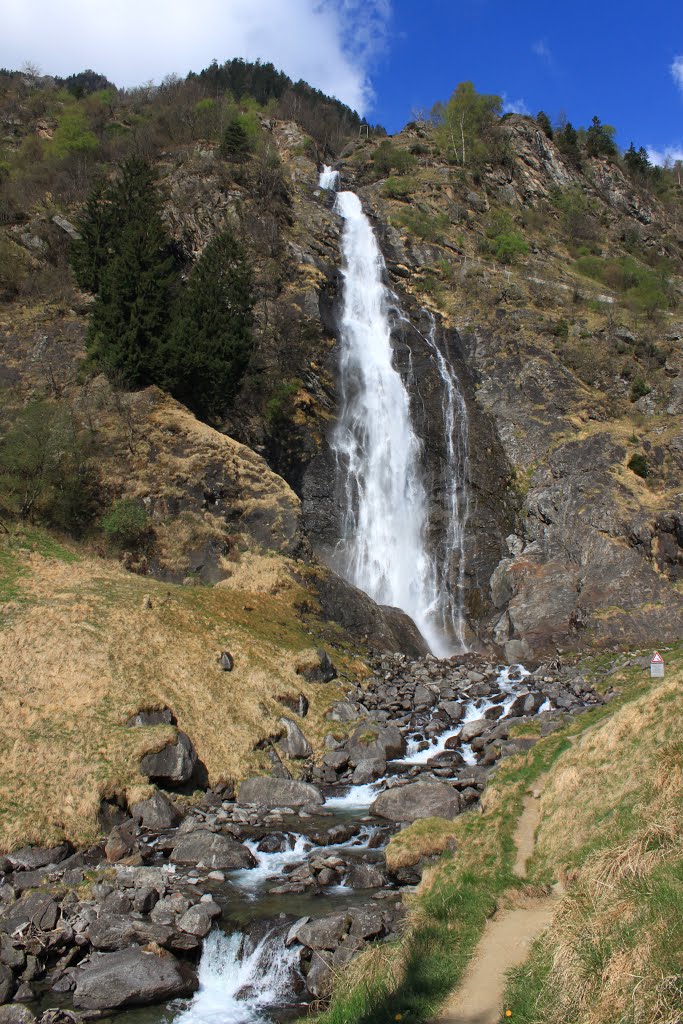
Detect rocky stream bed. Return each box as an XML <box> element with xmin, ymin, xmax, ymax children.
<box><xmin>0</xmin><ymin>653</ymin><xmax>607</xmax><ymax>1024</ymax></box>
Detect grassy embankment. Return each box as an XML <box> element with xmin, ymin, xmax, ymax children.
<box><xmin>316</xmin><ymin>647</ymin><xmax>683</xmax><ymax>1024</ymax></box>
<box><xmin>0</xmin><ymin>526</ymin><xmax>358</xmax><ymax>853</ymax></box>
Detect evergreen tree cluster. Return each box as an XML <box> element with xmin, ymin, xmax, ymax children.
<box><xmin>71</xmin><ymin>158</ymin><xmax>254</xmax><ymax>423</ymax></box>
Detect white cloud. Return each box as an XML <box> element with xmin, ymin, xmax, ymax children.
<box><xmin>532</xmin><ymin>39</ymin><xmax>552</xmax><ymax>63</ymax></box>
<box><xmin>647</xmin><ymin>144</ymin><xmax>683</xmax><ymax>167</ymax></box>
<box><xmin>672</xmin><ymin>55</ymin><xmax>683</xmax><ymax>94</ymax></box>
<box><xmin>502</xmin><ymin>94</ymin><xmax>529</xmax><ymax>115</ymax></box>
<box><xmin>1</xmin><ymin>0</ymin><xmax>392</xmax><ymax>113</ymax></box>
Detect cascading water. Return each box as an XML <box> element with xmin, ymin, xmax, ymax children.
<box><xmin>319</xmin><ymin>167</ymin><xmax>470</xmax><ymax>654</ymax></box>
<box><xmin>174</xmin><ymin>929</ymin><xmax>300</xmax><ymax>1024</ymax></box>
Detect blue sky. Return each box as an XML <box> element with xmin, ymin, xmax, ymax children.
<box><xmin>3</xmin><ymin>0</ymin><xmax>682</xmax><ymax>164</ymax></box>
<box><xmin>369</xmin><ymin>0</ymin><xmax>683</xmax><ymax>163</ymax></box>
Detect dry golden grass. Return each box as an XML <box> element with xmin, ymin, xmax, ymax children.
<box><xmin>0</xmin><ymin>540</ymin><xmax>350</xmax><ymax>852</ymax></box>
<box><xmin>505</xmin><ymin>667</ymin><xmax>683</xmax><ymax>1024</ymax></box>
<box><xmin>385</xmin><ymin>816</ymin><xmax>460</xmax><ymax>871</ymax></box>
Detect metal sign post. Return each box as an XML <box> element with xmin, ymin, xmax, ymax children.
<box><xmin>650</xmin><ymin>652</ymin><xmax>665</xmax><ymax>678</ymax></box>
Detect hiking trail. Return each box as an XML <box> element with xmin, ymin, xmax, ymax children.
<box><xmin>436</xmin><ymin>780</ymin><xmax>562</xmax><ymax>1024</ymax></box>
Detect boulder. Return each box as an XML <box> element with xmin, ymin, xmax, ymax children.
<box><xmin>237</xmin><ymin>778</ymin><xmax>323</xmax><ymax>808</ymax></box>
<box><xmin>127</xmin><ymin>708</ymin><xmax>175</xmax><ymax>728</ymax></box>
<box><xmin>370</xmin><ymin>781</ymin><xmax>461</xmax><ymax>822</ymax></box>
<box><xmin>345</xmin><ymin>863</ymin><xmax>386</xmax><ymax>889</ymax></box>
<box><xmin>291</xmin><ymin>912</ymin><xmax>350</xmax><ymax>950</ymax></box>
<box><xmin>295</xmin><ymin>649</ymin><xmax>337</xmax><ymax>684</ymax></box>
<box><xmin>351</xmin><ymin>759</ymin><xmax>386</xmax><ymax>784</ymax></box>
<box><xmin>0</xmin><ymin>893</ymin><xmax>59</xmax><ymax>933</ymax></box>
<box><xmin>277</xmin><ymin>718</ymin><xmax>313</xmax><ymax>760</ymax></box>
<box><xmin>277</xmin><ymin>693</ymin><xmax>309</xmax><ymax>718</ymax></box>
<box><xmin>176</xmin><ymin>905</ymin><xmax>213</xmax><ymax>938</ymax></box>
<box><xmin>0</xmin><ymin>1008</ymin><xmax>35</xmax><ymax>1024</ymax></box>
<box><xmin>323</xmin><ymin>751</ymin><xmax>349</xmax><ymax>771</ymax></box>
<box><xmin>459</xmin><ymin>719</ymin><xmax>491</xmax><ymax>743</ymax></box>
<box><xmin>0</xmin><ymin>964</ymin><xmax>13</xmax><ymax>1004</ymax></box>
<box><xmin>86</xmin><ymin>916</ymin><xmax>169</xmax><ymax>951</ymax></box>
<box><xmin>347</xmin><ymin>725</ymin><xmax>405</xmax><ymax>766</ymax></box>
<box><xmin>73</xmin><ymin>947</ymin><xmax>198</xmax><ymax>1010</ymax></box>
<box><xmin>440</xmin><ymin>701</ymin><xmax>464</xmax><ymax>722</ymax></box>
<box><xmin>304</xmin><ymin>953</ymin><xmax>332</xmax><ymax>999</ymax></box>
<box><xmin>105</xmin><ymin>823</ymin><xmax>137</xmax><ymax>863</ymax></box>
<box><xmin>7</xmin><ymin>844</ymin><xmax>70</xmax><ymax>871</ymax></box>
<box><xmin>140</xmin><ymin>732</ymin><xmax>197</xmax><ymax>785</ymax></box>
<box><xmin>170</xmin><ymin>832</ymin><xmax>256</xmax><ymax>870</ymax></box>
<box><xmin>130</xmin><ymin>791</ymin><xmax>182</xmax><ymax>830</ymax></box>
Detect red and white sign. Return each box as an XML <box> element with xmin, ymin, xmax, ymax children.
<box><xmin>651</xmin><ymin>652</ymin><xmax>664</xmax><ymax>664</ymax></box>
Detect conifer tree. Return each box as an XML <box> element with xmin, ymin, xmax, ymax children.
<box><xmin>219</xmin><ymin>117</ymin><xmax>251</xmax><ymax>161</ymax></box>
<box><xmin>83</xmin><ymin>158</ymin><xmax>180</xmax><ymax>386</ymax></box>
<box><xmin>163</xmin><ymin>229</ymin><xmax>254</xmax><ymax>421</ymax></box>
<box><xmin>71</xmin><ymin>177</ymin><xmax>115</xmax><ymax>293</ymax></box>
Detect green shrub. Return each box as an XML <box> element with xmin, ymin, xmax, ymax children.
<box><xmin>627</xmin><ymin>453</ymin><xmax>649</xmax><ymax>478</ymax></box>
<box><xmin>630</xmin><ymin>377</ymin><xmax>651</xmax><ymax>402</ymax></box>
<box><xmin>392</xmin><ymin>208</ymin><xmax>449</xmax><ymax>243</ymax></box>
<box><xmin>491</xmin><ymin>232</ymin><xmax>529</xmax><ymax>264</ymax></box>
<box><xmin>101</xmin><ymin>498</ymin><xmax>150</xmax><ymax>547</ymax></box>
<box><xmin>550</xmin><ymin>318</ymin><xmax>569</xmax><ymax>338</ymax></box>
<box><xmin>265</xmin><ymin>379</ymin><xmax>302</xmax><ymax>426</ymax></box>
<box><xmin>382</xmin><ymin>176</ymin><xmax>416</xmax><ymax>199</ymax></box>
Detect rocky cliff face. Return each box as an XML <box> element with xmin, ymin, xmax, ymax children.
<box><xmin>3</xmin><ymin>106</ymin><xmax>683</xmax><ymax>662</ymax></box>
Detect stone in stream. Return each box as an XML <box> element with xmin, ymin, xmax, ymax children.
<box><xmin>237</xmin><ymin>777</ymin><xmax>323</xmax><ymax>808</ymax></box>
<box><xmin>459</xmin><ymin>719</ymin><xmax>491</xmax><ymax>743</ymax></box>
<box><xmin>277</xmin><ymin>717</ymin><xmax>313</xmax><ymax>759</ymax></box>
<box><xmin>176</xmin><ymin>905</ymin><xmax>214</xmax><ymax>937</ymax></box>
<box><xmin>290</xmin><ymin>911</ymin><xmax>350</xmax><ymax>950</ymax></box>
<box><xmin>440</xmin><ymin>701</ymin><xmax>464</xmax><ymax>722</ymax></box>
<box><xmin>323</xmin><ymin>751</ymin><xmax>350</xmax><ymax>771</ymax></box>
<box><xmin>351</xmin><ymin>758</ymin><xmax>386</xmax><ymax>784</ymax></box>
<box><xmin>86</xmin><ymin>916</ymin><xmax>173</xmax><ymax>951</ymax></box>
<box><xmin>370</xmin><ymin>781</ymin><xmax>461</xmax><ymax>822</ymax></box>
<box><xmin>345</xmin><ymin>863</ymin><xmax>387</xmax><ymax>889</ymax></box>
<box><xmin>347</xmin><ymin>724</ymin><xmax>405</xmax><ymax>766</ymax></box>
<box><xmin>73</xmin><ymin>946</ymin><xmax>198</xmax><ymax>1010</ymax></box>
<box><xmin>170</xmin><ymin>832</ymin><xmax>256</xmax><ymax>870</ymax></box>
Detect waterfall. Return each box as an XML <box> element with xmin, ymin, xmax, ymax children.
<box><xmin>319</xmin><ymin>167</ymin><xmax>470</xmax><ymax>654</ymax></box>
<box><xmin>174</xmin><ymin>929</ymin><xmax>300</xmax><ymax>1024</ymax></box>
<box><xmin>422</xmin><ymin>318</ymin><xmax>470</xmax><ymax>650</ymax></box>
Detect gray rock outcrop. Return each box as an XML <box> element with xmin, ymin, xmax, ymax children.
<box><xmin>370</xmin><ymin>781</ymin><xmax>461</xmax><ymax>822</ymax></box>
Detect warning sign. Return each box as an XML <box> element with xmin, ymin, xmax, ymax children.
<box><xmin>651</xmin><ymin>651</ymin><xmax>664</xmax><ymax>678</ymax></box>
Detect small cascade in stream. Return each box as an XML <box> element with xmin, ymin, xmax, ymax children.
<box><xmin>318</xmin><ymin>166</ymin><xmax>470</xmax><ymax>655</ymax></box>
<box><xmin>175</xmin><ymin>929</ymin><xmax>300</xmax><ymax>1024</ymax></box>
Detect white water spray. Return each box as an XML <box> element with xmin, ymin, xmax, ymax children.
<box><xmin>174</xmin><ymin>929</ymin><xmax>299</xmax><ymax>1024</ymax></box>
<box><xmin>319</xmin><ymin>167</ymin><xmax>470</xmax><ymax>654</ymax></box>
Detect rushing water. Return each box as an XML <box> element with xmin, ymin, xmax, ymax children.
<box><xmin>174</xmin><ymin>930</ymin><xmax>299</xmax><ymax>1024</ymax></box>
<box><xmin>319</xmin><ymin>168</ymin><xmax>470</xmax><ymax>655</ymax></box>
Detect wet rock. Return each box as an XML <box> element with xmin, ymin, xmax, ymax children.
<box><xmin>12</xmin><ymin>983</ymin><xmax>33</xmax><ymax>1003</ymax></box>
<box><xmin>130</xmin><ymin>791</ymin><xmax>182</xmax><ymax>831</ymax></box>
<box><xmin>351</xmin><ymin>759</ymin><xmax>386</xmax><ymax>784</ymax></box>
<box><xmin>237</xmin><ymin>778</ymin><xmax>323</xmax><ymax>808</ymax></box>
<box><xmin>140</xmin><ymin>732</ymin><xmax>198</xmax><ymax>786</ymax></box>
<box><xmin>170</xmin><ymin>832</ymin><xmax>256</xmax><ymax>870</ymax></box>
<box><xmin>73</xmin><ymin>947</ymin><xmax>198</xmax><ymax>1010</ymax></box>
<box><xmin>295</xmin><ymin>649</ymin><xmax>337</xmax><ymax>684</ymax></box>
<box><xmin>277</xmin><ymin>718</ymin><xmax>313</xmax><ymax>760</ymax></box>
<box><xmin>370</xmin><ymin>781</ymin><xmax>461</xmax><ymax>822</ymax></box>
<box><xmin>345</xmin><ymin>863</ymin><xmax>387</xmax><ymax>889</ymax></box>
